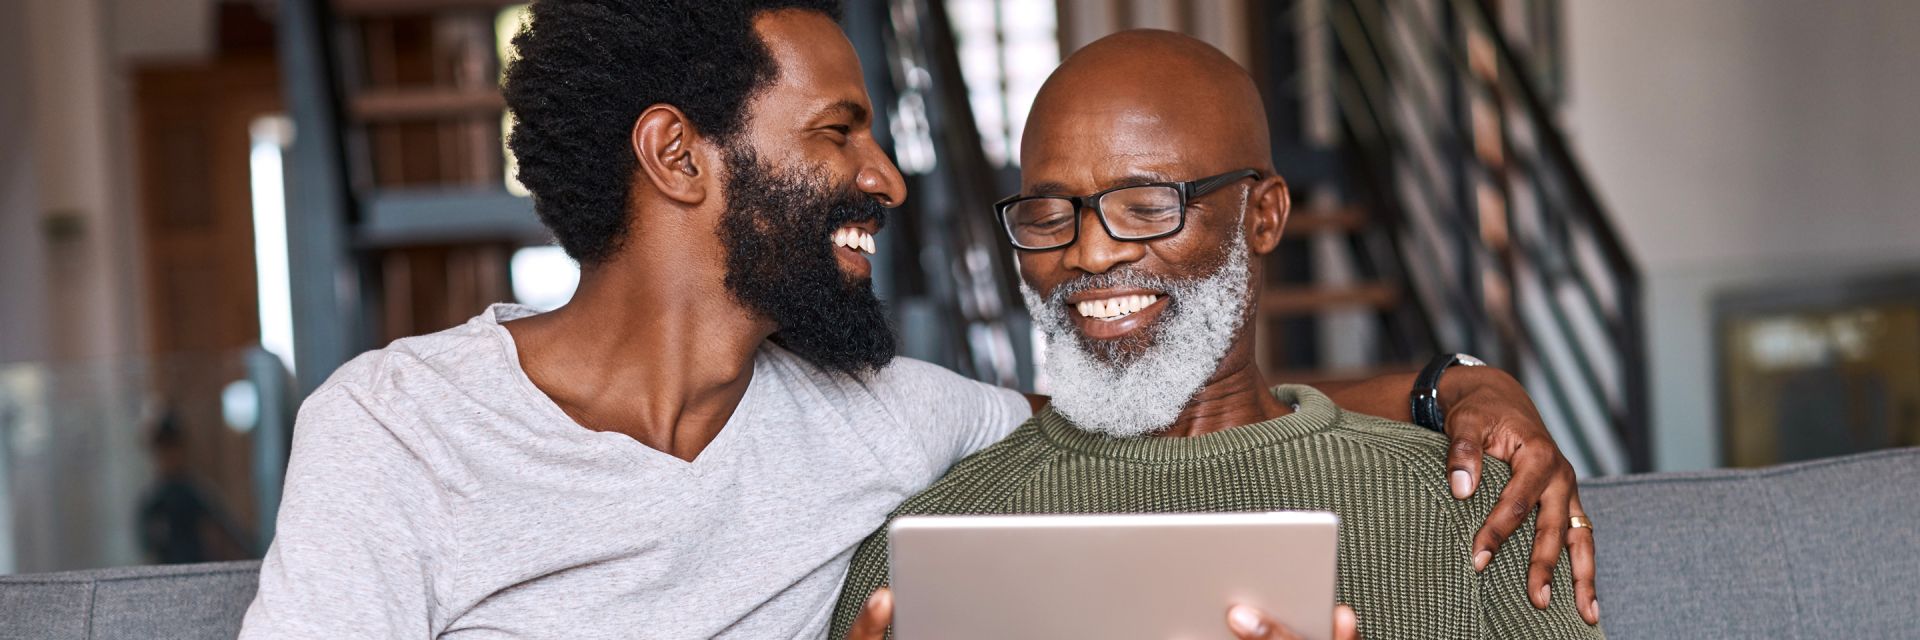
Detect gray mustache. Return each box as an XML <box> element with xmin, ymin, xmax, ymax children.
<box><xmin>1042</xmin><ymin>269</ymin><xmax>1183</xmax><ymax>307</ymax></box>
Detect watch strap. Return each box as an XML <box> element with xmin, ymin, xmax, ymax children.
<box><xmin>1410</xmin><ymin>353</ymin><xmax>1480</xmax><ymax>433</ymax></box>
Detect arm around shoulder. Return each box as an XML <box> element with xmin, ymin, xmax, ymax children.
<box><xmin>870</xmin><ymin>357</ymin><xmax>1032</xmax><ymax>465</ymax></box>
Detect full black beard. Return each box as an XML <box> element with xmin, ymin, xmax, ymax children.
<box><xmin>718</xmin><ymin>145</ymin><xmax>895</xmax><ymax>377</ymax></box>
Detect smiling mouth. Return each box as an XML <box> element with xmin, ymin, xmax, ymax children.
<box><xmin>1074</xmin><ymin>293</ymin><xmax>1161</xmax><ymax>320</ymax></box>
<box><xmin>830</xmin><ymin>223</ymin><xmax>878</xmax><ymax>279</ymax></box>
<box><xmin>1063</xmin><ymin>289</ymin><xmax>1172</xmax><ymax>343</ymax></box>
<box><xmin>831</xmin><ymin>225</ymin><xmax>876</xmax><ymax>255</ymax></box>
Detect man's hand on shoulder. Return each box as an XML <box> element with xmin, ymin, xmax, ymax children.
<box><xmin>1431</xmin><ymin>365</ymin><xmax>1599</xmax><ymax>626</ymax></box>
<box><xmin>1319</xmin><ymin>367</ymin><xmax>1600</xmax><ymax>626</ymax></box>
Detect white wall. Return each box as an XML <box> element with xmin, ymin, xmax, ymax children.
<box><xmin>109</xmin><ymin>0</ymin><xmax>217</xmax><ymax>62</ymax></box>
<box><xmin>1563</xmin><ymin>0</ymin><xmax>1920</xmax><ymax>470</ymax></box>
<box><xmin>0</xmin><ymin>0</ymin><xmax>49</xmax><ymax>365</ymax></box>
<box><xmin>25</xmin><ymin>0</ymin><xmax>142</xmax><ymax>363</ymax></box>
<box><xmin>0</xmin><ymin>0</ymin><xmax>215</xmax><ymax>366</ymax></box>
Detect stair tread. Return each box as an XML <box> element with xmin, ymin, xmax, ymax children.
<box><xmin>1284</xmin><ymin>206</ymin><xmax>1369</xmax><ymax>235</ymax></box>
<box><xmin>350</xmin><ymin>88</ymin><xmax>506</xmax><ymax>122</ymax></box>
<box><xmin>332</xmin><ymin>0</ymin><xmax>522</xmax><ymax>16</ymax></box>
<box><xmin>1260</xmin><ymin>283</ymin><xmax>1399</xmax><ymax>314</ymax></box>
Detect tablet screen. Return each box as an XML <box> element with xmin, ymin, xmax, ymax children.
<box><xmin>888</xmin><ymin>511</ymin><xmax>1340</xmax><ymax>640</ymax></box>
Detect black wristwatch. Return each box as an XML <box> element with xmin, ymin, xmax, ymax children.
<box><xmin>1410</xmin><ymin>353</ymin><xmax>1486</xmax><ymax>433</ymax></box>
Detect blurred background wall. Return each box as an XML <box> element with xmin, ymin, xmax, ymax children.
<box><xmin>0</xmin><ymin>0</ymin><xmax>46</xmax><ymax>366</ymax></box>
<box><xmin>1563</xmin><ymin>0</ymin><xmax>1920</xmax><ymax>470</ymax></box>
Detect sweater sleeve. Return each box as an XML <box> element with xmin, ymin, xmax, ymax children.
<box><xmin>1455</xmin><ymin>459</ymin><xmax>1605</xmax><ymax>639</ymax></box>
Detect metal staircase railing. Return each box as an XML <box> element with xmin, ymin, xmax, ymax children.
<box><xmin>1327</xmin><ymin>0</ymin><xmax>1650</xmax><ymax>474</ymax></box>
<box><xmin>846</xmin><ymin>0</ymin><xmax>1034</xmax><ymax>388</ymax></box>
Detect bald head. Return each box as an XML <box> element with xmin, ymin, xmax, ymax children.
<box><xmin>1021</xmin><ymin>29</ymin><xmax>1273</xmax><ymax>175</ymax></box>
<box><xmin>1009</xmin><ymin>29</ymin><xmax>1294</xmax><ymax>428</ymax></box>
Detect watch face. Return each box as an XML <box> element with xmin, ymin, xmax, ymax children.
<box><xmin>1457</xmin><ymin>354</ymin><xmax>1487</xmax><ymax>367</ymax></box>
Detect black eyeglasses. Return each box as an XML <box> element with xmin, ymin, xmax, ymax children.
<box><xmin>993</xmin><ymin>169</ymin><xmax>1261</xmax><ymax>251</ymax></box>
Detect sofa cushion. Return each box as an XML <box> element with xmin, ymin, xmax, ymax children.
<box><xmin>1580</xmin><ymin>447</ymin><xmax>1920</xmax><ymax>639</ymax></box>
<box><xmin>0</xmin><ymin>580</ymin><xmax>90</xmax><ymax>640</ymax></box>
<box><xmin>0</xmin><ymin>560</ymin><xmax>259</xmax><ymax>640</ymax></box>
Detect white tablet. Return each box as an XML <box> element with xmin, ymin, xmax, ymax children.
<box><xmin>887</xmin><ymin>511</ymin><xmax>1340</xmax><ymax>640</ymax></box>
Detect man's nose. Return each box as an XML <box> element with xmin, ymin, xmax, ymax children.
<box><xmin>1061</xmin><ymin>208</ymin><xmax>1146</xmax><ymax>275</ymax></box>
<box><xmin>854</xmin><ymin>141</ymin><xmax>908</xmax><ymax>208</ymax></box>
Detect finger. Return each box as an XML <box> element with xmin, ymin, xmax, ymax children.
<box><xmin>1334</xmin><ymin>604</ymin><xmax>1360</xmax><ymax>640</ymax></box>
<box><xmin>1445</xmin><ymin>433</ymin><xmax>1486</xmax><ymax>500</ymax></box>
<box><xmin>1471</xmin><ymin>446</ymin><xmax>1555</xmax><ymax>572</ymax></box>
<box><xmin>1569</xmin><ymin>493</ymin><xmax>1600</xmax><ymax>625</ymax></box>
<box><xmin>1227</xmin><ymin>604</ymin><xmax>1303</xmax><ymax>640</ymax></box>
<box><xmin>847</xmin><ymin>588</ymin><xmax>893</xmax><ymax>640</ymax></box>
<box><xmin>1527</xmin><ymin>477</ymin><xmax>1573</xmax><ymax>609</ymax></box>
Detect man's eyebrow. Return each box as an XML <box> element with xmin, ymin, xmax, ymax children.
<box><xmin>1027</xmin><ymin>172</ymin><xmax>1174</xmax><ymax>196</ymax></box>
<box><xmin>813</xmin><ymin>100</ymin><xmax>869</xmax><ymax>124</ymax></box>
<box><xmin>1028</xmin><ymin>181</ymin><xmax>1074</xmax><ymax>196</ymax></box>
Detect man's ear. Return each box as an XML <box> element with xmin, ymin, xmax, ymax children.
<box><xmin>1248</xmin><ymin>174</ymin><xmax>1291</xmax><ymax>255</ymax></box>
<box><xmin>631</xmin><ymin>105</ymin><xmax>712</xmax><ymax>206</ymax></box>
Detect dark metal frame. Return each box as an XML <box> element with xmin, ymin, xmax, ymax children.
<box><xmin>1711</xmin><ymin>268</ymin><xmax>1920</xmax><ymax>467</ymax></box>
<box><xmin>993</xmin><ymin>169</ymin><xmax>1261</xmax><ymax>250</ymax></box>
<box><xmin>276</xmin><ymin>0</ymin><xmax>362</xmax><ymax>399</ymax></box>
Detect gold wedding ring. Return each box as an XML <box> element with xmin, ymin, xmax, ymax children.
<box><xmin>1570</xmin><ymin>515</ymin><xmax>1594</xmax><ymax>532</ymax></box>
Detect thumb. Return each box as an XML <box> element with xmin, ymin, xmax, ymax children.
<box><xmin>847</xmin><ymin>588</ymin><xmax>893</xmax><ymax>640</ymax></box>
<box><xmin>1227</xmin><ymin>604</ymin><xmax>1302</xmax><ymax>640</ymax></box>
<box><xmin>1334</xmin><ymin>604</ymin><xmax>1360</xmax><ymax>640</ymax></box>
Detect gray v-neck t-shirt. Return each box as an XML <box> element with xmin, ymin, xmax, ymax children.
<box><xmin>239</xmin><ymin>304</ymin><xmax>1030</xmax><ymax>639</ymax></box>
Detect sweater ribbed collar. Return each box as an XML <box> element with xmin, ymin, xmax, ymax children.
<box><xmin>1034</xmin><ymin>384</ymin><xmax>1340</xmax><ymax>464</ymax></box>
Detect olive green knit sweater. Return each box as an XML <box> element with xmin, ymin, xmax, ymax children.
<box><xmin>827</xmin><ymin>385</ymin><xmax>1602</xmax><ymax>639</ymax></box>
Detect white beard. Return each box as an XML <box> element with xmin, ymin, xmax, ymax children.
<box><xmin>1020</xmin><ymin>229</ymin><xmax>1253</xmax><ymax>438</ymax></box>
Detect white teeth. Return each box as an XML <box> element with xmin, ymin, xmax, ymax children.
<box><xmin>833</xmin><ymin>227</ymin><xmax>878</xmax><ymax>255</ymax></box>
<box><xmin>1073</xmin><ymin>294</ymin><xmax>1162</xmax><ymax>319</ymax></box>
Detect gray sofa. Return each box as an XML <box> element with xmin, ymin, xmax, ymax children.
<box><xmin>0</xmin><ymin>560</ymin><xmax>258</xmax><ymax>640</ymax></box>
<box><xmin>1579</xmin><ymin>446</ymin><xmax>1919</xmax><ymax>638</ymax></box>
<box><xmin>4</xmin><ymin>447</ymin><xmax>1915</xmax><ymax>639</ymax></box>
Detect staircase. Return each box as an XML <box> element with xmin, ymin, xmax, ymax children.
<box><xmin>1255</xmin><ymin>0</ymin><xmax>1649</xmax><ymax>475</ymax></box>
<box><xmin>275</xmin><ymin>0</ymin><xmax>536</xmax><ymax>396</ymax></box>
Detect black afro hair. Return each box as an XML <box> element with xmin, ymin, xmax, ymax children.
<box><xmin>502</xmin><ymin>0</ymin><xmax>844</xmax><ymax>266</ymax></box>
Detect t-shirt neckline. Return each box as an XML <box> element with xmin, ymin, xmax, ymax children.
<box><xmin>480</xmin><ymin>303</ymin><xmax>761</xmax><ymax>474</ymax></box>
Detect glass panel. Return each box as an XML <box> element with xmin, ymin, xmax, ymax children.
<box><xmin>0</xmin><ymin>350</ymin><xmax>291</xmax><ymax>574</ymax></box>
<box><xmin>1723</xmin><ymin>302</ymin><xmax>1920</xmax><ymax>467</ymax></box>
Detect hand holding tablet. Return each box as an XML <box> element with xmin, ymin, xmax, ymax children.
<box><xmin>852</xmin><ymin>512</ymin><xmax>1357</xmax><ymax>640</ymax></box>
<box><xmin>849</xmin><ymin>591</ymin><xmax>1359</xmax><ymax>640</ymax></box>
